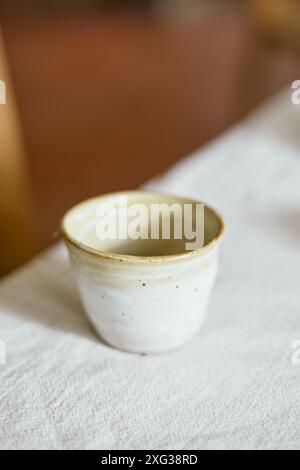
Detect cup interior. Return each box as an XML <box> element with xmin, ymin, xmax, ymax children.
<box><xmin>62</xmin><ymin>192</ymin><xmax>223</xmax><ymax>258</ymax></box>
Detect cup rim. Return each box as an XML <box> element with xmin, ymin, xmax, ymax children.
<box><xmin>61</xmin><ymin>190</ymin><xmax>225</xmax><ymax>264</ymax></box>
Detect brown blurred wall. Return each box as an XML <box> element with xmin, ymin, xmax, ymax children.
<box><xmin>1</xmin><ymin>2</ymin><xmax>300</xmax><ymax>274</ymax></box>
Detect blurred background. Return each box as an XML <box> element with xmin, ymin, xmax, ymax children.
<box><xmin>1</xmin><ymin>0</ymin><xmax>300</xmax><ymax>277</ymax></box>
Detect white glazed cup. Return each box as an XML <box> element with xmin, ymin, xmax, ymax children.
<box><xmin>61</xmin><ymin>191</ymin><xmax>224</xmax><ymax>354</ymax></box>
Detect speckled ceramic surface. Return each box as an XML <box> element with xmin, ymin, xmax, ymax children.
<box><xmin>62</xmin><ymin>191</ymin><xmax>224</xmax><ymax>354</ymax></box>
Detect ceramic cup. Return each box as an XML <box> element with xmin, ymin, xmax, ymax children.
<box><xmin>61</xmin><ymin>191</ymin><xmax>224</xmax><ymax>354</ymax></box>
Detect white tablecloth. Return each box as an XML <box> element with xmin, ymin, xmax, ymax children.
<box><xmin>1</xmin><ymin>91</ymin><xmax>300</xmax><ymax>450</ymax></box>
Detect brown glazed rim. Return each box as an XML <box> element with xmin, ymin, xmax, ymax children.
<box><xmin>61</xmin><ymin>190</ymin><xmax>225</xmax><ymax>264</ymax></box>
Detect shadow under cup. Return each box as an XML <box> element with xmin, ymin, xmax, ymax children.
<box><xmin>62</xmin><ymin>191</ymin><xmax>224</xmax><ymax>353</ymax></box>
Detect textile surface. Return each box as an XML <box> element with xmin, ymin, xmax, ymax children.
<box><xmin>0</xmin><ymin>91</ymin><xmax>300</xmax><ymax>450</ymax></box>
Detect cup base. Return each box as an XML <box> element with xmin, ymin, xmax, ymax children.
<box><xmin>98</xmin><ymin>327</ymin><xmax>203</xmax><ymax>355</ymax></box>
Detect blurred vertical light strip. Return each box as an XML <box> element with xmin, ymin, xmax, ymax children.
<box><xmin>0</xmin><ymin>28</ymin><xmax>35</xmax><ymax>276</ymax></box>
